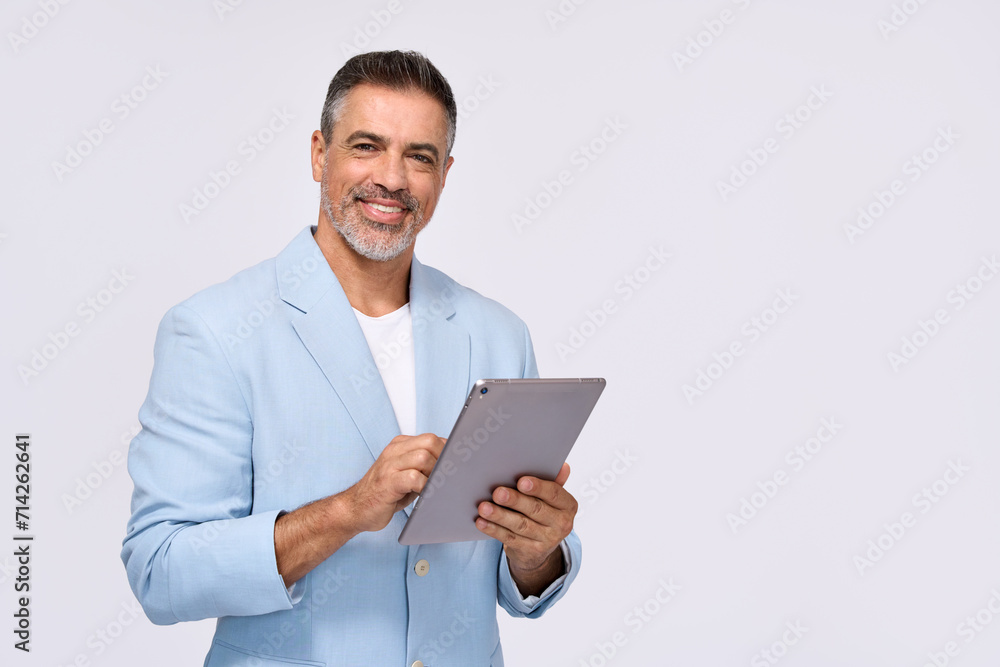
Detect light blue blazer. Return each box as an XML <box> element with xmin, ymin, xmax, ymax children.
<box><xmin>121</xmin><ymin>227</ymin><xmax>582</xmax><ymax>666</ymax></box>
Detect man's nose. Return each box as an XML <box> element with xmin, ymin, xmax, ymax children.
<box><xmin>372</xmin><ymin>153</ymin><xmax>408</xmax><ymax>193</ymax></box>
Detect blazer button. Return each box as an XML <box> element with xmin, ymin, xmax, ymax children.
<box><xmin>411</xmin><ymin>661</ymin><xmax>424</xmax><ymax>667</ymax></box>
<box><xmin>414</xmin><ymin>559</ymin><xmax>429</xmax><ymax>577</ymax></box>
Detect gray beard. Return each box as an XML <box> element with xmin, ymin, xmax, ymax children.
<box><xmin>320</xmin><ymin>182</ymin><xmax>424</xmax><ymax>263</ymax></box>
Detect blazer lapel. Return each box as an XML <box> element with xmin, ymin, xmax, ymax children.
<box><xmin>277</xmin><ymin>228</ymin><xmax>400</xmax><ymax>464</ymax></box>
<box><xmin>410</xmin><ymin>257</ymin><xmax>471</xmax><ymax>439</ymax></box>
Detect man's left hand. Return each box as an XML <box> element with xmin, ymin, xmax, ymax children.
<box><xmin>476</xmin><ymin>462</ymin><xmax>577</xmax><ymax>597</ymax></box>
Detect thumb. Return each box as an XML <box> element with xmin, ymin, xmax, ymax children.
<box><xmin>554</xmin><ymin>462</ymin><xmax>571</xmax><ymax>487</ymax></box>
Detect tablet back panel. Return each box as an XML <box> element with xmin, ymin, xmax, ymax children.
<box><xmin>398</xmin><ymin>378</ymin><xmax>605</xmax><ymax>545</ymax></box>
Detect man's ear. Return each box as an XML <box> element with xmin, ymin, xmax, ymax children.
<box><xmin>311</xmin><ymin>131</ymin><xmax>327</xmax><ymax>183</ymax></box>
<box><xmin>441</xmin><ymin>155</ymin><xmax>455</xmax><ymax>188</ymax></box>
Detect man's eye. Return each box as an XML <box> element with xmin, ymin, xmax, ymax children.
<box><xmin>411</xmin><ymin>154</ymin><xmax>432</xmax><ymax>164</ymax></box>
<box><xmin>355</xmin><ymin>144</ymin><xmax>376</xmax><ymax>151</ymax></box>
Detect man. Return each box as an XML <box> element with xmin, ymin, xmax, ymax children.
<box><xmin>122</xmin><ymin>51</ymin><xmax>582</xmax><ymax>666</ymax></box>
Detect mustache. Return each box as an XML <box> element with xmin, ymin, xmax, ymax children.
<box><xmin>351</xmin><ymin>185</ymin><xmax>419</xmax><ymax>212</ymax></box>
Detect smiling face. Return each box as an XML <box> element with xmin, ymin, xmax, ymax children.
<box><xmin>312</xmin><ymin>83</ymin><xmax>454</xmax><ymax>263</ymax></box>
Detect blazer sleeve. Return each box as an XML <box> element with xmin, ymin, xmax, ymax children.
<box><xmin>121</xmin><ymin>304</ymin><xmax>295</xmax><ymax>625</ymax></box>
<box><xmin>496</xmin><ymin>322</ymin><xmax>584</xmax><ymax>618</ymax></box>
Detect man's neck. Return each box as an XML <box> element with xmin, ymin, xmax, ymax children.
<box><xmin>313</xmin><ymin>218</ymin><xmax>412</xmax><ymax>317</ymax></box>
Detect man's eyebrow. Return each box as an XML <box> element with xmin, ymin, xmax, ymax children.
<box><xmin>406</xmin><ymin>142</ymin><xmax>440</xmax><ymax>162</ymax></box>
<box><xmin>343</xmin><ymin>130</ymin><xmax>388</xmax><ymax>146</ymax></box>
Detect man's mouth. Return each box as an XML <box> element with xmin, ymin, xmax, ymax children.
<box><xmin>365</xmin><ymin>201</ymin><xmax>405</xmax><ymax>213</ymax></box>
<box><xmin>357</xmin><ymin>197</ymin><xmax>411</xmax><ymax>225</ymax></box>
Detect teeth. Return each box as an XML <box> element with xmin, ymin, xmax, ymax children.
<box><xmin>367</xmin><ymin>202</ymin><xmax>404</xmax><ymax>213</ymax></box>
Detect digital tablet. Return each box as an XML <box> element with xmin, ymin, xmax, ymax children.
<box><xmin>398</xmin><ymin>377</ymin><xmax>606</xmax><ymax>545</ymax></box>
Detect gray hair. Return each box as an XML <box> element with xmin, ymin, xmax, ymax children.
<box><xmin>320</xmin><ymin>50</ymin><xmax>457</xmax><ymax>158</ymax></box>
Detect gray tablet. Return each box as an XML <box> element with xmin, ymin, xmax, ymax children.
<box><xmin>398</xmin><ymin>377</ymin><xmax>606</xmax><ymax>545</ymax></box>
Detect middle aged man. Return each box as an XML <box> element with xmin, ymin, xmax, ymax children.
<box><xmin>122</xmin><ymin>51</ymin><xmax>582</xmax><ymax>666</ymax></box>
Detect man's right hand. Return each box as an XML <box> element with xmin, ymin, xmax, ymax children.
<box><xmin>344</xmin><ymin>433</ymin><xmax>446</xmax><ymax>533</ymax></box>
<box><xmin>274</xmin><ymin>432</ymin><xmax>444</xmax><ymax>587</ymax></box>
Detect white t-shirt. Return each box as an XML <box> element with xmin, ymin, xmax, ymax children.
<box><xmin>353</xmin><ymin>303</ymin><xmax>417</xmax><ymax>436</ymax></box>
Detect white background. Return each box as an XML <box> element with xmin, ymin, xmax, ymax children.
<box><xmin>2</xmin><ymin>1</ymin><xmax>999</xmax><ymax>665</ymax></box>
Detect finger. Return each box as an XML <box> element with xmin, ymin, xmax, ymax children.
<box><xmin>385</xmin><ymin>438</ymin><xmax>447</xmax><ymax>497</ymax></box>
<box><xmin>388</xmin><ymin>468</ymin><xmax>429</xmax><ymax>498</ymax></box>
<box><xmin>553</xmin><ymin>462</ymin><xmax>571</xmax><ymax>487</ymax></box>
<box><xmin>393</xmin><ymin>447</ymin><xmax>440</xmax><ymax>477</ymax></box>
<box><xmin>415</xmin><ymin>433</ymin><xmax>447</xmax><ymax>457</ymax></box>
<box><xmin>478</xmin><ymin>500</ymin><xmax>552</xmax><ymax>542</ymax></box>
<box><xmin>492</xmin><ymin>486</ymin><xmax>555</xmax><ymax>526</ymax></box>
<box><xmin>387</xmin><ymin>433</ymin><xmax>446</xmax><ymax>459</ymax></box>
<box><xmin>516</xmin><ymin>475</ymin><xmax>578</xmax><ymax>512</ymax></box>
<box><xmin>474</xmin><ymin>511</ymin><xmax>545</xmax><ymax>549</ymax></box>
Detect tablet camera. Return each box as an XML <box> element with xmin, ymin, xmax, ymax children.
<box><xmin>480</xmin><ymin>387</ymin><xmax>488</xmax><ymax>395</ymax></box>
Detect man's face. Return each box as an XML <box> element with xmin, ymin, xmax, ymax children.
<box><xmin>314</xmin><ymin>83</ymin><xmax>454</xmax><ymax>262</ymax></box>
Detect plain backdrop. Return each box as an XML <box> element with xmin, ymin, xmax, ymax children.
<box><xmin>2</xmin><ymin>1</ymin><xmax>999</xmax><ymax>665</ymax></box>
